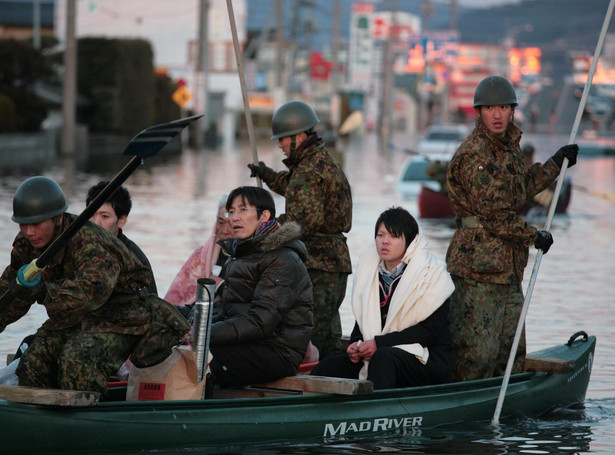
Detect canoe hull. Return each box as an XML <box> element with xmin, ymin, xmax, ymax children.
<box><xmin>0</xmin><ymin>335</ymin><xmax>595</xmax><ymax>453</ymax></box>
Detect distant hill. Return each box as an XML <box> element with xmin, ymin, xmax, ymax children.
<box><xmin>456</xmin><ymin>0</ymin><xmax>613</xmax><ymax>51</ymax></box>
<box><xmin>456</xmin><ymin>0</ymin><xmax>615</xmax><ymax>85</ymax></box>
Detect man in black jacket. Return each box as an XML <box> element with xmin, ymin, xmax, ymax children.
<box><xmin>87</xmin><ymin>181</ymin><xmax>157</xmax><ymax>295</ymax></box>
<box><xmin>209</xmin><ymin>186</ymin><xmax>313</xmax><ymax>387</ymax></box>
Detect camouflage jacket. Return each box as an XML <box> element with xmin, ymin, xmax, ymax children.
<box><xmin>261</xmin><ymin>136</ymin><xmax>352</xmax><ymax>272</ymax></box>
<box><xmin>0</xmin><ymin>213</ymin><xmax>152</xmax><ymax>334</ymax></box>
<box><xmin>445</xmin><ymin>120</ymin><xmax>560</xmax><ymax>284</ymax></box>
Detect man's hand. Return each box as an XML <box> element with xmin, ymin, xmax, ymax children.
<box><xmin>347</xmin><ymin>341</ymin><xmax>362</xmax><ymax>363</ymax></box>
<box><xmin>247</xmin><ymin>161</ymin><xmax>274</xmax><ymax>180</ymax></box>
<box><xmin>357</xmin><ymin>339</ymin><xmax>377</xmax><ymax>362</ymax></box>
<box><xmin>9</xmin><ymin>276</ymin><xmax>44</xmax><ymax>300</ymax></box>
<box><xmin>534</xmin><ymin>230</ymin><xmax>554</xmax><ymax>254</ymax></box>
<box><xmin>551</xmin><ymin>144</ymin><xmax>579</xmax><ymax>168</ymax></box>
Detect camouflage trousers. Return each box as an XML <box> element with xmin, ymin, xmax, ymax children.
<box><xmin>449</xmin><ymin>276</ymin><xmax>526</xmax><ymax>381</ymax></box>
<box><xmin>308</xmin><ymin>270</ymin><xmax>349</xmax><ymax>359</ymax></box>
<box><xmin>16</xmin><ymin>326</ymin><xmax>139</xmax><ymax>395</ymax></box>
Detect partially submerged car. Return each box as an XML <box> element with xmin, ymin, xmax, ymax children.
<box><xmin>416</xmin><ymin>124</ymin><xmax>469</xmax><ymax>156</ymax></box>
<box><xmin>397</xmin><ymin>154</ymin><xmax>449</xmax><ymax>198</ymax></box>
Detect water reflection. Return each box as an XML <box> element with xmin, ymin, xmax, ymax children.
<box><xmin>0</xmin><ymin>132</ymin><xmax>614</xmax><ymax>453</ymax></box>
<box><xmin>111</xmin><ymin>405</ymin><xmax>605</xmax><ymax>455</ymax></box>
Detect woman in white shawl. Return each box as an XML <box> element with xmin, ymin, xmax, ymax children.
<box><xmin>311</xmin><ymin>207</ymin><xmax>455</xmax><ymax>389</ymax></box>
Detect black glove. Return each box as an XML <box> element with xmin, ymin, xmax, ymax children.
<box><xmin>247</xmin><ymin>161</ymin><xmax>273</xmax><ymax>180</ymax></box>
<box><xmin>9</xmin><ymin>276</ymin><xmax>45</xmax><ymax>301</ymax></box>
<box><xmin>534</xmin><ymin>230</ymin><xmax>554</xmax><ymax>254</ymax></box>
<box><xmin>550</xmin><ymin>144</ymin><xmax>579</xmax><ymax>168</ymax></box>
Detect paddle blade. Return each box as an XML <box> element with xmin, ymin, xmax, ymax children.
<box><xmin>123</xmin><ymin>114</ymin><xmax>203</xmax><ymax>158</ymax></box>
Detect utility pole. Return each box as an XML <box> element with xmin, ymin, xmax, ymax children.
<box><xmin>449</xmin><ymin>0</ymin><xmax>458</xmax><ymax>31</ymax></box>
<box><xmin>380</xmin><ymin>0</ymin><xmax>397</xmax><ymax>153</ymax></box>
<box><xmin>61</xmin><ymin>0</ymin><xmax>76</xmax><ymax>159</ymax></box>
<box><xmin>194</xmin><ymin>0</ymin><xmax>210</xmax><ymax>150</ymax></box>
<box><xmin>276</xmin><ymin>0</ymin><xmax>284</xmax><ymax>89</ymax></box>
<box><xmin>33</xmin><ymin>0</ymin><xmax>41</xmax><ymax>49</ymax></box>
<box><xmin>422</xmin><ymin>0</ymin><xmax>435</xmax><ymax>32</ymax></box>
<box><xmin>330</xmin><ymin>0</ymin><xmax>341</xmax><ymax>130</ymax></box>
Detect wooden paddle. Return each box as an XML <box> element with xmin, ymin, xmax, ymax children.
<box><xmin>0</xmin><ymin>114</ymin><xmax>203</xmax><ymax>312</ymax></box>
<box><xmin>492</xmin><ymin>0</ymin><xmax>615</xmax><ymax>424</ymax></box>
<box><xmin>226</xmin><ymin>0</ymin><xmax>262</xmax><ymax>188</ymax></box>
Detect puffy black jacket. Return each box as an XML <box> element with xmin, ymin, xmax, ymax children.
<box><xmin>211</xmin><ymin>222</ymin><xmax>313</xmax><ymax>369</ymax></box>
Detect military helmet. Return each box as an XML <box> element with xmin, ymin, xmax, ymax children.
<box><xmin>12</xmin><ymin>176</ymin><xmax>68</xmax><ymax>224</ymax></box>
<box><xmin>473</xmin><ymin>76</ymin><xmax>518</xmax><ymax>108</ymax></box>
<box><xmin>271</xmin><ymin>100</ymin><xmax>320</xmax><ymax>140</ymax></box>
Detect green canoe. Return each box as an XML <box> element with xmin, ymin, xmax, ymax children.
<box><xmin>0</xmin><ymin>332</ymin><xmax>595</xmax><ymax>454</ymax></box>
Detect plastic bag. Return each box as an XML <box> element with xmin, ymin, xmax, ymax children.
<box><xmin>0</xmin><ymin>358</ymin><xmax>19</xmax><ymax>386</ymax></box>
<box><xmin>126</xmin><ymin>345</ymin><xmax>209</xmax><ymax>401</ymax></box>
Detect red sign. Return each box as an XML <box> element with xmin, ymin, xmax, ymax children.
<box><xmin>137</xmin><ymin>382</ymin><xmax>166</xmax><ymax>401</ymax></box>
<box><xmin>310</xmin><ymin>52</ymin><xmax>333</xmax><ymax>81</ymax></box>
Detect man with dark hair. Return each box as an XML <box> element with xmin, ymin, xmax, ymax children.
<box><xmin>208</xmin><ymin>186</ymin><xmax>313</xmax><ymax>388</ymax></box>
<box><xmin>0</xmin><ymin>176</ymin><xmax>157</xmax><ymax>395</ymax></box>
<box><xmin>87</xmin><ymin>181</ymin><xmax>157</xmax><ymax>295</ymax></box>
<box><xmin>247</xmin><ymin>100</ymin><xmax>352</xmax><ymax>359</ymax></box>
<box><xmin>446</xmin><ymin>75</ymin><xmax>578</xmax><ymax>381</ymax></box>
<box><xmin>311</xmin><ymin>206</ymin><xmax>454</xmax><ymax>389</ymax></box>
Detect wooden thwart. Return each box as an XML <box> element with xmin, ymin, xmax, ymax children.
<box><xmin>524</xmin><ymin>355</ymin><xmax>575</xmax><ymax>374</ymax></box>
<box><xmin>0</xmin><ymin>385</ymin><xmax>100</xmax><ymax>407</ymax></box>
<box><xmin>214</xmin><ymin>374</ymin><xmax>373</xmax><ymax>399</ymax></box>
<box><xmin>255</xmin><ymin>374</ymin><xmax>373</xmax><ymax>395</ymax></box>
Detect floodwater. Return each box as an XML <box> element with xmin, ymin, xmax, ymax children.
<box><xmin>0</xmin><ymin>130</ymin><xmax>614</xmax><ymax>454</ymax></box>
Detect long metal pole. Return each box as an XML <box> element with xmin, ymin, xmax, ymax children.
<box><xmin>492</xmin><ymin>0</ymin><xmax>615</xmax><ymax>424</ymax></box>
<box><xmin>226</xmin><ymin>0</ymin><xmax>261</xmax><ymax>187</ymax></box>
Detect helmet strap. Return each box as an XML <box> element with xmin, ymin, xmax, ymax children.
<box><xmin>289</xmin><ymin>135</ymin><xmax>297</xmax><ymax>157</ymax></box>
<box><xmin>53</xmin><ymin>214</ymin><xmax>63</xmax><ymax>236</ymax></box>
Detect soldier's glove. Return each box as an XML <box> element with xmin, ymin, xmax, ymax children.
<box><xmin>534</xmin><ymin>230</ymin><xmax>554</xmax><ymax>254</ymax></box>
<box><xmin>9</xmin><ymin>265</ymin><xmax>45</xmax><ymax>300</ymax></box>
<box><xmin>550</xmin><ymin>144</ymin><xmax>579</xmax><ymax>168</ymax></box>
<box><xmin>247</xmin><ymin>161</ymin><xmax>275</xmax><ymax>180</ymax></box>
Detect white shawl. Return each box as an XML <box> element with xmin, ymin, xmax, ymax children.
<box><xmin>351</xmin><ymin>231</ymin><xmax>454</xmax><ymax>380</ymax></box>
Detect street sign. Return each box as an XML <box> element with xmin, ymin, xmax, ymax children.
<box><xmin>172</xmin><ymin>86</ymin><xmax>192</xmax><ymax>108</ymax></box>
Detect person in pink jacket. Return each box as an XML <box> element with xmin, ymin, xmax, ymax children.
<box><xmin>164</xmin><ymin>195</ymin><xmax>233</xmax><ymax>307</ymax></box>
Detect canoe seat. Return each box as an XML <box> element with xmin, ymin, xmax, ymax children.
<box><xmin>524</xmin><ymin>354</ymin><xmax>575</xmax><ymax>374</ymax></box>
<box><xmin>213</xmin><ymin>374</ymin><xmax>373</xmax><ymax>398</ymax></box>
<box><xmin>0</xmin><ymin>384</ymin><xmax>100</xmax><ymax>407</ymax></box>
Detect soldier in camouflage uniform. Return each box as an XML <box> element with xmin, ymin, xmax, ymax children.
<box><xmin>445</xmin><ymin>76</ymin><xmax>579</xmax><ymax>381</ymax></box>
<box><xmin>248</xmin><ymin>100</ymin><xmax>352</xmax><ymax>358</ymax></box>
<box><xmin>0</xmin><ymin>176</ymin><xmax>153</xmax><ymax>395</ymax></box>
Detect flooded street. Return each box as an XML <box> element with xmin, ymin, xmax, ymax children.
<box><xmin>0</xmin><ymin>129</ymin><xmax>614</xmax><ymax>453</ymax></box>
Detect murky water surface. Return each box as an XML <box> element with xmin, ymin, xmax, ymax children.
<box><xmin>0</xmin><ymin>131</ymin><xmax>613</xmax><ymax>453</ymax></box>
